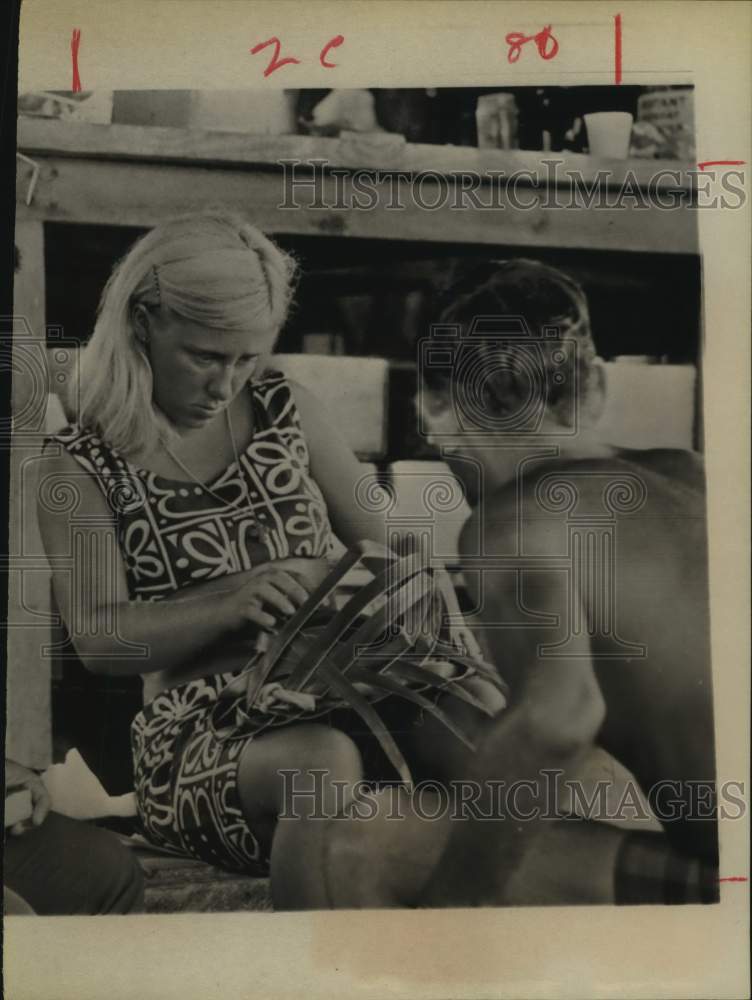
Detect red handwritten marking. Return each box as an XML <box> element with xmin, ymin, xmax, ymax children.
<box><xmin>697</xmin><ymin>160</ymin><xmax>746</xmax><ymax>170</ymax></box>
<box><xmin>320</xmin><ymin>34</ymin><xmax>344</xmax><ymax>68</ymax></box>
<box><xmin>614</xmin><ymin>13</ymin><xmax>622</xmax><ymax>85</ymax></box>
<box><xmin>250</xmin><ymin>37</ymin><xmax>301</xmax><ymax>77</ymax></box>
<box><xmin>505</xmin><ymin>25</ymin><xmax>559</xmax><ymax>63</ymax></box>
<box><xmin>717</xmin><ymin>876</ymin><xmax>748</xmax><ymax>882</ymax></box>
<box><xmin>71</xmin><ymin>28</ymin><xmax>82</xmax><ymax>93</ymax></box>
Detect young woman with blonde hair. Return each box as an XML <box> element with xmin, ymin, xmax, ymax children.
<box><xmin>38</xmin><ymin>211</ymin><xmax>406</xmax><ymax>904</ymax></box>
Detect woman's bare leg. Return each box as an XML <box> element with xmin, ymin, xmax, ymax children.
<box><xmin>236</xmin><ymin>723</ymin><xmax>363</xmax><ymax>909</ymax></box>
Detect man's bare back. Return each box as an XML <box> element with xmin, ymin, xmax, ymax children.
<box><xmin>463</xmin><ymin>446</ymin><xmax>716</xmax><ymax>863</ymax></box>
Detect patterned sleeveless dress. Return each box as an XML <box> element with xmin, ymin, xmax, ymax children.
<box><xmin>52</xmin><ymin>371</ymin><xmax>334</xmax><ymax>873</ymax></box>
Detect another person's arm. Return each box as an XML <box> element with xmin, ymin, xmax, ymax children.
<box><xmin>460</xmin><ymin>509</ymin><xmax>605</xmax><ymax>752</ymax></box>
<box><xmin>419</xmin><ymin>513</ymin><xmax>606</xmax><ymax>906</ymax></box>
<box><xmin>5</xmin><ymin>759</ymin><xmax>50</xmax><ymax>836</ymax></box>
<box><xmin>36</xmin><ymin>448</ymin><xmax>318</xmax><ymax>677</ymax></box>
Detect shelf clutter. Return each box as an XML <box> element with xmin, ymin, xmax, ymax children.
<box><xmin>19</xmin><ymin>85</ymin><xmax>695</xmax><ymax>157</ymax></box>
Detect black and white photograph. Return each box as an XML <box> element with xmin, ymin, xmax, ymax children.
<box><xmin>3</xmin><ymin>3</ymin><xmax>750</xmax><ymax>999</ymax></box>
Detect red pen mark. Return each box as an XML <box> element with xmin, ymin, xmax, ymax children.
<box><xmin>320</xmin><ymin>34</ymin><xmax>344</xmax><ymax>68</ymax></box>
<box><xmin>505</xmin><ymin>24</ymin><xmax>559</xmax><ymax>63</ymax></box>
<box><xmin>71</xmin><ymin>28</ymin><xmax>82</xmax><ymax>93</ymax></box>
<box><xmin>717</xmin><ymin>876</ymin><xmax>748</xmax><ymax>882</ymax></box>
<box><xmin>250</xmin><ymin>37</ymin><xmax>301</xmax><ymax>77</ymax></box>
<box><xmin>614</xmin><ymin>13</ymin><xmax>622</xmax><ymax>85</ymax></box>
<box><xmin>697</xmin><ymin>160</ymin><xmax>746</xmax><ymax>170</ymax></box>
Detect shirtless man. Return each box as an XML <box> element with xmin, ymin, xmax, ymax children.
<box><xmin>289</xmin><ymin>258</ymin><xmax>716</xmax><ymax>910</ymax></box>
<box><xmin>414</xmin><ymin>258</ymin><xmax>717</xmax><ymax>906</ymax></box>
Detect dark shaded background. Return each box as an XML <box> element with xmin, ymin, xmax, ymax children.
<box><xmin>46</xmin><ymin>222</ymin><xmax>701</xmax><ymax>467</ymax></box>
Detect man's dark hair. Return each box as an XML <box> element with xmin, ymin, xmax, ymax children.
<box><xmin>424</xmin><ymin>258</ymin><xmax>597</xmax><ymax>426</ymax></box>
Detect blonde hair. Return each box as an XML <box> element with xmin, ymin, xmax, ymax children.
<box><xmin>71</xmin><ymin>211</ymin><xmax>297</xmax><ymax>457</ymax></box>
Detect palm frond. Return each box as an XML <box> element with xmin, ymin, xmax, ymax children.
<box><xmin>284</xmin><ymin>554</ymin><xmax>429</xmax><ymax>693</ymax></box>
<box><xmin>383</xmin><ymin>659</ymin><xmax>497</xmax><ymax>717</ymax></box>
<box><xmin>313</xmin><ymin>659</ymin><xmax>414</xmax><ymax>787</ymax></box>
<box><xmin>346</xmin><ymin>665</ymin><xmax>476</xmax><ymax>751</ymax></box>
<box><xmin>211</xmin><ymin>542</ymin><xmax>508</xmax><ymax>777</ymax></box>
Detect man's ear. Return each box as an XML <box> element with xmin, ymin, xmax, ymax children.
<box><xmin>585</xmin><ymin>358</ymin><xmax>608</xmax><ymax>426</ymax></box>
<box><xmin>416</xmin><ymin>385</ymin><xmax>461</xmax><ymax>450</ymax></box>
<box><xmin>421</xmin><ymin>386</ymin><xmax>452</xmax><ymax>417</ymax></box>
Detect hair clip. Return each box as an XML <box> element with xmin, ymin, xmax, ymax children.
<box><xmin>152</xmin><ymin>264</ymin><xmax>161</xmax><ymax>306</ymax></box>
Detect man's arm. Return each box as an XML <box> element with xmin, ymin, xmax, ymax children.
<box><xmin>419</xmin><ymin>513</ymin><xmax>605</xmax><ymax>906</ymax></box>
<box><xmin>465</xmin><ymin>508</ymin><xmax>606</xmax><ymax>755</ymax></box>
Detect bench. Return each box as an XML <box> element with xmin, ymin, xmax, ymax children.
<box><xmin>128</xmin><ymin>843</ymin><xmax>273</xmax><ymax>914</ymax></box>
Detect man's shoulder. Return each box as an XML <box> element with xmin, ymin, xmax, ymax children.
<box><xmin>459</xmin><ymin>447</ymin><xmax>706</xmax><ymax>556</ymax></box>
<box><xmin>626</xmin><ymin>447</ymin><xmax>705</xmax><ymax>490</ymax></box>
<box><xmin>516</xmin><ymin>448</ymin><xmax>706</xmax><ymax>504</ymax></box>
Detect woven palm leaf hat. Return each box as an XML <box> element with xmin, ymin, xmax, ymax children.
<box><xmin>211</xmin><ymin>540</ymin><xmax>508</xmax><ymax>785</ymax></box>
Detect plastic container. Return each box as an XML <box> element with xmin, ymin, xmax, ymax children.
<box><xmin>584</xmin><ymin>111</ymin><xmax>634</xmax><ymax>158</ymax></box>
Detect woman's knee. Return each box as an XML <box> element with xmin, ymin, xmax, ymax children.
<box><xmin>296</xmin><ymin>725</ymin><xmax>363</xmax><ymax>781</ymax></box>
<box><xmin>238</xmin><ymin>724</ymin><xmax>363</xmax><ymax>824</ymax></box>
<box><xmin>274</xmin><ymin>727</ymin><xmax>363</xmax><ymax>821</ymax></box>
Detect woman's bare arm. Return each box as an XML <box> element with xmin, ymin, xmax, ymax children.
<box><xmin>36</xmin><ymin>447</ymin><xmax>314</xmax><ymax>676</ymax></box>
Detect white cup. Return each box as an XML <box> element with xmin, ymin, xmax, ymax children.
<box><xmin>584</xmin><ymin>112</ymin><xmax>634</xmax><ymax>159</ymax></box>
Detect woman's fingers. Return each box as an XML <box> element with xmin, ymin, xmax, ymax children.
<box><xmin>423</xmin><ymin>658</ymin><xmax>456</xmax><ymax>681</ymax></box>
<box><xmin>253</xmin><ymin>581</ymin><xmax>300</xmax><ymax>617</ymax></box>
<box><xmin>266</xmin><ymin>571</ymin><xmax>309</xmax><ymax>607</ymax></box>
<box><xmin>241</xmin><ymin>599</ymin><xmax>276</xmax><ymax>630</ymax></box>
<box><xmin>456</xmin><ymin>625</ymin><xmax>484</xmax><ymax>661</ymax></box>
<box><xmin>238</xmin><ymin>559</ymin><xmax>331</xmax><ymax>626</ymax></box>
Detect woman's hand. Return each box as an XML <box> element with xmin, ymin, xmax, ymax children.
<box><xmin>227</xmin><ymin>557</ymin><xmax>330</xmax><ymax>631</ymax></box>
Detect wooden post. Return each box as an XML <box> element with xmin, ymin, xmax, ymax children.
<box><xmin>5</xmin><ymin>218</ymin><xmax>53</xmax><ymax>770</ymax></box>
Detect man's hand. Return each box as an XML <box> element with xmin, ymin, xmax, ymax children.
<box><xmin>5</xmin><ymin>759</ymin><xmax>51</xmax><ymax>835</ymax></box>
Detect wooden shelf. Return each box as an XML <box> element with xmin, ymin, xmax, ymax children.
<box><xmin>18</xmin><ymin>117</ymin><xmax>693</xmax><ymax>190</ymax></box>
<box><xmin>15</xmin><ymin>118</ymin><xmax>699</xmax><ymax>256</ymax></box>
